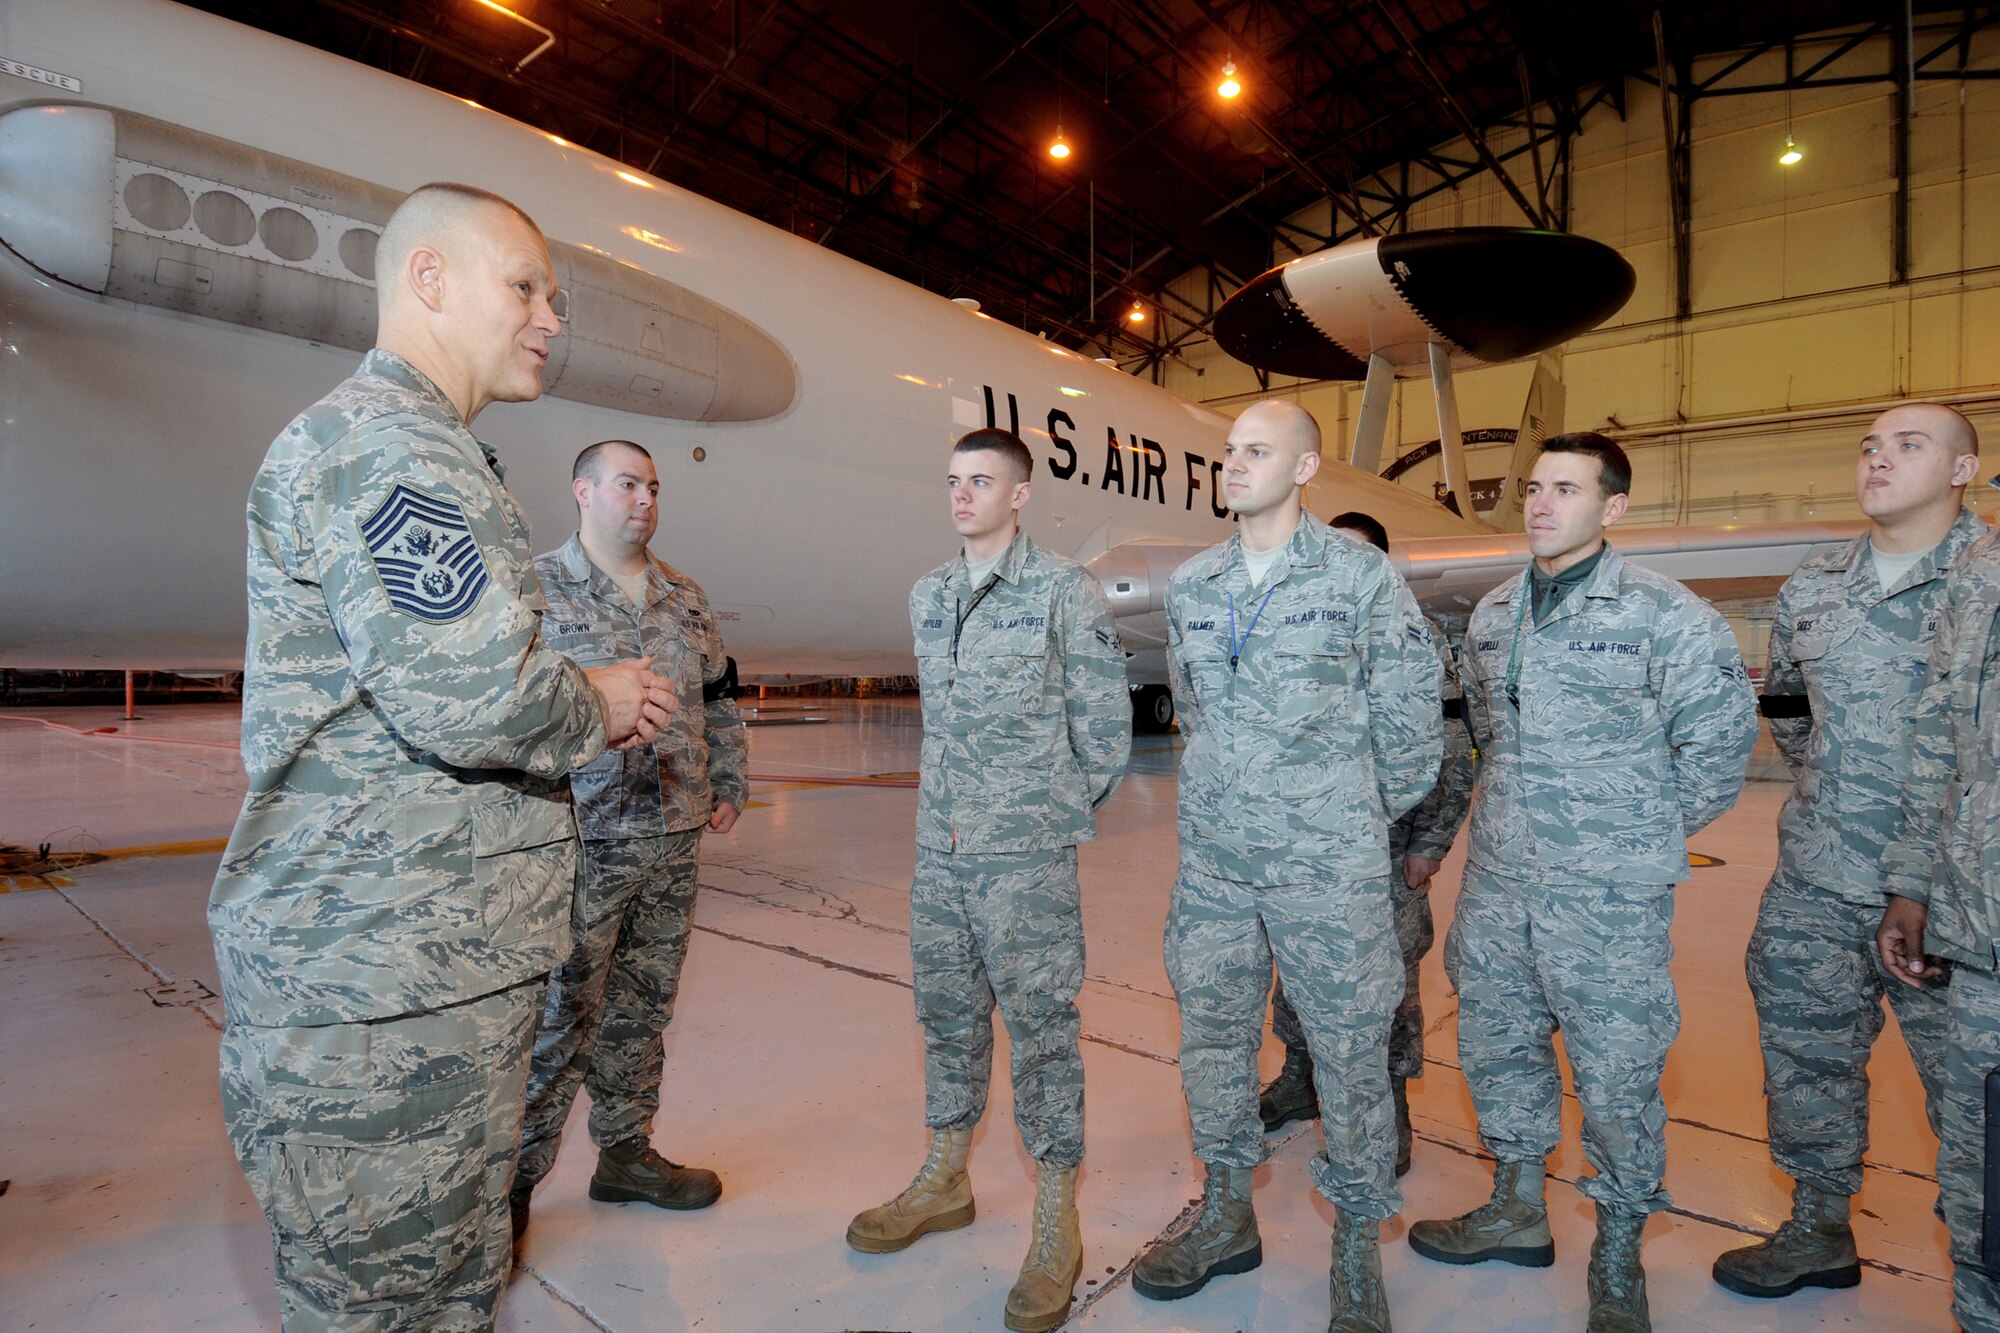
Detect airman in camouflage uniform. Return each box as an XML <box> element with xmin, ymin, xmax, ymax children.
<box><xmin>1263</xmin><ymin>510</ymin><xmax>1477</xmax><ymax>1180</ymax></box>
<box><xmin>209</xmin><ymin>185</ymin><xmax>674</xmax><ymax>1331</ymax></box>
<box><xmin>1410</xmin><ymin>434</ymin><xmax>1754</xmax><ymax>1333</ymax></box>
<box><xmin>847</xmin><ymin>428</ymin><xmax>1129</xmax><ymax>1333</ymax></box>
<box><xmin>513</xmin><ymin>439</ymin><xmax>750</xmax><ymax>1237</ymax></box>
<box><xmin>1135</xmin><ymin>402</ymin><xmax>1441</xmax><ymax>1333</ymax></box>
<box><xmin>1716</xmin><ymin>404</ymin><xmax>1985</xmax><ymax>1301</ymax></box>
<box><xmin>1879</xmin><ymin>494</ymin><xmax>2000</xmax><ymax>1333</ymax></box>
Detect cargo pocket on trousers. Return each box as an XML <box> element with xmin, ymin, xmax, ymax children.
<box><xmin>262</xmin><ymin>1076</ymin><xmax>483</xmax><ymax>1311</ymax></box>
<box><xmin>473</xmin><ymin>795</ymin><xmax>577</xmax><ymax>941</ymax></box>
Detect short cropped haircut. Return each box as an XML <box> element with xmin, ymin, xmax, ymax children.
<box><xmin>574</xmin><ymin>438</ymin><xmax>652</xmax><ymax>482</ymax></box>
<box><xmin>1328</xmin><ymin>510</ymin><xmax>1390</xmax><ymax>553</ymax></box>
<box><xmin>1897</xmin><ymin>402</ymin><xmax>1981</xmax><ymax>457</ymax></box>
<box><xmin>1939</xmin><ymin>403</ymin><xmax>1981</xmax><ymax>455</ymax></box>
<box><xmin>377</xmin><ymin>182</ymin><xmax>541</xmax><ymax>286</ymax></box>
<box><xmin>953</xmin><ymin>427</ymin><xmax>1034</xmax><ymax>484</ymax></box>
<box><xmin>1540</xmin><ymin>431</ymin><xmax>1632</xmax><ymax>498</ymax></box>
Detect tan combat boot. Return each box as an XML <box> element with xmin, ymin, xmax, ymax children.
<box><xmin>1132</xmin><ymin>1163</ymin><xmax>1262</xmax><ymax>1300</ymax></box>
<box><xmin>1407</xmin><ymin>1158</ymin><xmax>1554</xmax><ymax>1267</ymax></box>
<box><xmin>1004</xmin><ymin>1162</ymin><xmax>1083</xmax><ymax>1333</ymax></box>
<box><xmin>846</xmin><ymin>1126</ymin><xmax>975</xmax><ymax>1253</ymax></box>
<box><xmin>1587</xmin><ymin>1206</ymin><xmax>1651</xmax><ymax>1333</ymax></box>
<box><xmin>1328</xmin><ymin>1209</ymin><xmax>1393</xmax><ymax>1332</ymax></box>
<box><xmin>1711</xmin><ymin>1184</ymin><xmax>1860</xmax><ymax>1298</ymax></box>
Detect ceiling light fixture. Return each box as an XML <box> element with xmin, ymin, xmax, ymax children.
<box><xmin>1049</xmin><ymin>126</ymin><xmax>1071</xmax><ymax>160</ymax></box>
<box><xmin>470</xmin><ymin>0</ymin><xmax>554</xmax><ymax>72</ymax></box>
<box><xmin>1127</xmin><ymin>300</ymin><xmax>1146</xmax><ymax>324</ymax></box>
<box><xmin>1778</xmin><ymin>51</ymin><xmax>1802</xmax><ymax>168</ymax></box>
<box><xmin>1217</xmin><ymin>59</ymin><xmax>1241</xmax><ymax>100</ymax></box>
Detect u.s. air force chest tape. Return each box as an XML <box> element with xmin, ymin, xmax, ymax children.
<box><xmin>360</xmin><ymin>483</ymin><xmax>493</xmax><ymax>622</ymax></box>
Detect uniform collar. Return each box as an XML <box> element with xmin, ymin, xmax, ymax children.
<box><xmin>546</xmin><ymin>532</ymin><xmax>669</xmax><ymax>607</ymax></box>
<box><xmin>1818</xmin><ymin>532</ymin><xmax>1868</xmax><ymax>575</ymax></box>
<box><xmin>357</xmin><ymin>348</ymin><xmax>506</xmax><ymax>477</ymax></box>
<box><xmin>953</xmin><ymin>526</ymin><xmax>1034</xmax><ymax>588</ymax></box>
<box><xmin>1494</xmin><ymin>542</ymin><xmax>1625</xmax><ymax>608</ymax></box>
<box><xmin>1198</xmin><ymin>511</ymin><xmax>1328</xmax><ymax>582</ymax></box>
<box><xmin>1833</xmin><ymin>508</ymin><xmax>1989</xmax><ymax>598</ymax></box>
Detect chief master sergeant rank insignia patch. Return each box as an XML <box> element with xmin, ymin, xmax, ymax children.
<box><xmin>361</xmin><ymin>483</ymin><xmax>492</xmax><ymax>622</ymax></box>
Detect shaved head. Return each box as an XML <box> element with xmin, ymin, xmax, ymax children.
<box><xmin>377</xmin><ymin>183</ymin><xmax>541</xmax><ymax>315</ymax></box>
<box><xmin>371</xmin><ymin>182</ymin><xmax>562</xmax><ymax>423</ymax></box>
<box><xmin>1856</xmin><ymin>401</ymin><xmax>1984</xmax><ymax>546</ymax></box>
<box><xmin>1222</xmin><ymin>398</ymin><xmax>1323</xmax><ymax>538</ymax></box>
<box><xmin>1872</xmin><ymin>401</ymin><xmax>1980</xmax><ymax>458</ymax></box>
<box><xmin>1233</xmin><ymin>399</ymin><xmax>1323</xmax><ymax>461</ymax></box>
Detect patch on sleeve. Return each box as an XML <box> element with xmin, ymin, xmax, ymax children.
<box><xmin>360</xmin><ymin>484</ymin><xmax>491</xmax><ymax>623</ymax></box>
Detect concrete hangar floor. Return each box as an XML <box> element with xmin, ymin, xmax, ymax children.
<box><xmin>0</xmin><ymin>695</ymin><xmax>1948</xmax><ymax>1332</ymax></box>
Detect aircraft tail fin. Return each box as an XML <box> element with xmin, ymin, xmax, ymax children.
<box><xmin>1486</xmin><ymin>352</ymin><xmax>1566</xmax><ymax>532</ymax></box>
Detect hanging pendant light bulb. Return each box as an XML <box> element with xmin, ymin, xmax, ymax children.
<box><xmin>1217</xmin><ymin>59</ymin><xmax>1242</xmax><ymax>100</ymax></box>
<box><xmin>1127</xmin><ymin>300</ymin><xmax>1146</xmax><ymax>324</ymax></box>
<box><xmin>1779</xmin><ymin>134</ymin><xmax>1803</xmax><ymax>166</ymax></box>
<box><xmin>1049</xmin><ymin>125</ymin><xmax>1071</xmax><ymax>160</ymax></box>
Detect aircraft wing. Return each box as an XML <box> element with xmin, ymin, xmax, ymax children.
<box><xmin>1395</xmin><ymin>519</ymin><xmax>1870</xmax><ymax>617</ymax></box>
<box><xmin>1089</xmin><ymin>518</ymin><xmax>1869</xmax><ymax>695</ymax></box>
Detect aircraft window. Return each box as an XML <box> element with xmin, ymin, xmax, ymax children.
<box><xmin>259</xmin><ymin>207</ymin><xmax>318</xmax><ymax>262</ymax></box>
<box><xmin>192</xmin><ymin>190</ymin><xmax>255</xmax><ymax>247</ymax></box>
<box><xmin>550</xmin><ymin>287</ymin><xmax>571</xmax><ymax>322</ymax></box>
<box><xmin>124</xmin><ymin>173</ymin><xmax>189</xmax><ymax>232</ymax></box>
<box><xmin>338</xmin><ymin>227</ymin><xmax>378</xmax><ymax>281</ymax></box>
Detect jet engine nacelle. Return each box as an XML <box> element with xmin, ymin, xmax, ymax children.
<box><xmin>1087</xmin><ymin>539</ymin><xmax>1209</xmax><ymax>621</ymax></box>
<box><xmin>0</xmin><ymin>103</ymin><xmax>796</xmax><ymax>422</ymax></box>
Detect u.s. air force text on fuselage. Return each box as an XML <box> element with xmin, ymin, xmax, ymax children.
<box><xmin>979</xmin><ymin>384</ymin><xmax>1233</xmax><ymax>519</ymax></box>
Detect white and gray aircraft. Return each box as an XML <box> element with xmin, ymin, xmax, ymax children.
<box><xmin>0</xmin><ymin>0</ymin><xmax>1477</xmax><ymax>689</ymax></box>
<box><xmin>0</xmin><ymin>0</ymin><xmax>1857</xmax><ymax>723</ymax></box>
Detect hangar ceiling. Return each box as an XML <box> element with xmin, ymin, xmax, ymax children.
<box><xmin>186</xmin><ymin>1</ymin><xmax>1993</xmax><ymax>373</ymax></box>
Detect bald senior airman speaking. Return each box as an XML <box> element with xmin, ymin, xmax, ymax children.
<box><xmin>1714</xmin><ymin>403</ymin><xmax>1983</xmax><ymax>1300</ymax></box>
<box><xmin>1135</xmin><ymin>400</ymin><xmax>1441</xmax><ymax>1333</ymax></box>
<box><xmin>209</xmin><ymin>183</ymin><xmax>674</xmax><ymax>1330</ymax></box>
<box><xmin>1410</xmin><ymin>433</ymin><xmax>1755</xmax><ymax>1333</ymax></box>
<box><xmin>846</xmin><ymin>427</ymin><xmax>1129</xmax><ymax>1333</ymax></box>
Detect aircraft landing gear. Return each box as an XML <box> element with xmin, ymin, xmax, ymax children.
<box><xmin>1132</xmin><ymin>684</ymin><xmax>1175</xmax><ymax>734</ymax></box>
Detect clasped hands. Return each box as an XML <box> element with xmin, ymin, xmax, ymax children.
<box><xmin>586</xmin><ymin>657</ymin><xmax>679</xmax><ymax>751</ymax></box>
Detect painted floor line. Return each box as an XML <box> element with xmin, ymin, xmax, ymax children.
<box><xmin>0</xmin><ymin>837</ymin><xmax>230</xmax><ymax>891</ymax></box>
<box><xmin>517</xmin><ymin>1265</ymin><xmax>617</xmax><ymax>1332</ymax></box>
<box><xmin>1411</xmin><ymin>1051</ymin><xmax>1939</xmax><ymax>1188</ymax></box>
<box><xmin>690</xmin><ymin>921</ymin><xmax>1181</xmax><ymax>1070</ymax></box>
<box><xmin>53</xmin><ymin>883</ymin><xmax>223</xmax><ymax>1034</ymax></box>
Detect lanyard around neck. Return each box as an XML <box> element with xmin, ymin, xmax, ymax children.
<box><xmin>952</xmin><ymin>575</ymin><xmax>999</xmax><ymax>665</ymax></box>
<box><xmin>1227</xmin><ymin>586</ymin><xmax>1276</xmax><ymax>674</ymax></box>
